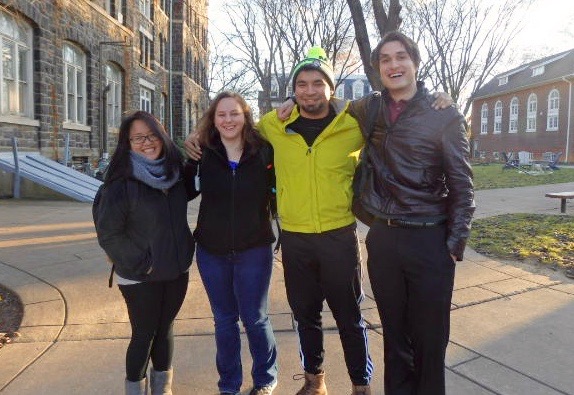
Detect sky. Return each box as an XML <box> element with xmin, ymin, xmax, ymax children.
<box><xmin>510</xmin><ymin>0</ymin><xmax>574</xmax><ymax>60</ymax></box>
<box><xmin>207</xmin><ymin>0</ymin><xmax>574</xmax><ymax>77</ymax></box>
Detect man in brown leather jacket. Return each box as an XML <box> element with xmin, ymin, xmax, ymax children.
<box><xmin>349</xmin><ymin>31</ymin><xmax>475</xmax><ymax>395</ymax></box>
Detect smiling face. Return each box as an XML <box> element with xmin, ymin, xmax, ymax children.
<box><xmin>294</xmin><ymin>69</ymin><xmax>332</xmax><ymax>119</ymax></box>
<box><xmin>378</xmin><ymin>40</ymin><xmax>418</xmax><ymax>101</ymax></box>
<box><xmin>129</xmin><ymin>119</ymin><xmax>163</xmax><ymax>160</ymax></box>
<box><xmin>214</xmin><ymin>97</ymin><xmax>245</xmax><ymax>144</ymax></box>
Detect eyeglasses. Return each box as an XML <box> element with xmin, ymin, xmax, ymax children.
<box><xmin>130</xmin><ymin>134</ymin><xmax>159</xmax><ymax>145</ymax></box>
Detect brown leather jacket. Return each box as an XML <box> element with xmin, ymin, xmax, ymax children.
<box><xmin>348</xmin><ymin>84</ymin><xmax>475</xmax><ymax>259</ymax></box>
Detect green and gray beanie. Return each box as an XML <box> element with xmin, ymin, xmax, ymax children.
<box><xmin>292</xmin><ymin>47</ymin><xmax>335</xmax><ymax>91</ymax></box>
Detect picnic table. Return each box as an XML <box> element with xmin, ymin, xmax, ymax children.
<box><xmin>545</xmin><ymin>192</ymin><xmax>574</xmax><ymax>213</ymax></box>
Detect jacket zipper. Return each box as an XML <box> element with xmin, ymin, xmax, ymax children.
<box><xmin>381</xmin><ymin>101</ymin><xmax>394</xmax><ymax>214</ymax></box>
<box><xmin>165</xmin><ymin>185</ymin><xmax>181</xmax><ymax>272</ymax></box>
<box><xmin>230</xmin><ymin>163</ymin><xmax>237</xmax><ymax>255</ymax></box>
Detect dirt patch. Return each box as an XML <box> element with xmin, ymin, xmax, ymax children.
<box><xmin>0</xmin><ymin>283</ymin><xmax>23</xmax><ymax>348</ymax></box>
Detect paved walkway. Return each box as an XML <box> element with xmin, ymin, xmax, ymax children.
<box><xmin>0</xmin><ymin>182</ymin><xmax>573</xmax><ymax>394</ymax></box>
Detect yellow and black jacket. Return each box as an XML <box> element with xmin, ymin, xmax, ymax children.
<box><xmin>258</xmin><ymin>98</ymin><xmax>363</xmax><ymax>233</ymax></box>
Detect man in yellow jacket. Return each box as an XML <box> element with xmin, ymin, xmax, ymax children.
<box><xmin>258</xmin><ymin>48</ymin><xmax>373</xmax><ymax>395</ymax></box>
<box><xmin>186</xmin><ymin>47</ymin><xmax>372</xmax><ymax>395</ymax></box>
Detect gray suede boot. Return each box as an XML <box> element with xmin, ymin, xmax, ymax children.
<box><xmin>150</xmin><ymin>368</ymin><xmax>173</xmax><ymax>395</ymax></box>
<box><xmin>125</xmin><ymin>378</ymin><xmax>147</xmax><ymax>395</ymax></box>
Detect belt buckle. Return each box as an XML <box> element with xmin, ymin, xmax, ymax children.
<box><xmin>387</xmin><ymin>218</ymin><xmax>398</xmax><ymax>227</ymax></box>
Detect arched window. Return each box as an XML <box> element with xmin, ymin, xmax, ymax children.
<box><xmin>63</xmin><ymin>42</ymin><xmax>87</xmax><ymax>124</ymax></box>
<box><xmin>494</xmin><ymin>101</ymin><xmax>502</xmax><ymax>133</ymax></box>
<box><xmin>547</xmin><ymin>89</ymin><xmax>559</xmax><ymax>131</ymax></box>
<box><xmin>526</xmin><ymin>93</ymin><xmax>537</xmax><ymax>132</ymax></box>
<box><xmin>480</xmin><ymin>103</ymin><xmax>488</xmax><ymax>134</ymax></box>
<box><xmin>352</xmin><ymin>80</ymin><xmax>364</xmax><ymax>100</ymax></box>
<box><xmin>509</xmin><ymin>97</ymin><xmax>518</xmax><ymax>133</ymax></box>
<box><xmin>335</xmin><ymin>84</ymin><xmax>345</xmax><ymax>99</ymax></box>
<box><xmin>105</xmin><ymin>63</ymin><xmax>123</xmax><ymax>128</ymax></box>
<box><xmin>0</xmin><ymin>10</ymin><xmax>33</xmax><ymax>117</ymax></box>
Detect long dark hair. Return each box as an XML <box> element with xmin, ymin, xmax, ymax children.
<box><xmin>196</xmin><ymin>91</ymin><xmax>262</xmax><ymax>155</ymax></box>
<box><xmin>105</xmin><ymin>111</ymin><xmax>183</xmax><ymax>184</ymax></box>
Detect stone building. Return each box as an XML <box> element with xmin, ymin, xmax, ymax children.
<box><xmin>0</xmin><ymin>0</ymin><xmax>209</xmax><ymax>167</ymax></box>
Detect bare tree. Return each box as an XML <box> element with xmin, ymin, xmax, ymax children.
<box><xmin>403</xmin><ymin>0</ymin><xmax>532</xmax><ymax>116</ymax></box>
<box><xmin>221</xmin><ymin>0</ymin><xmax>358</xmax><ymax>114</ymax></box>
<box><xmin>346</xmin><ymin>0</ymin><xmax>403</xmax><ymax>90</ymax></box>
<box><xmin>207</xmin><ymin>35</ymin><xmax>259</xmax><ymax>100</ymax></box>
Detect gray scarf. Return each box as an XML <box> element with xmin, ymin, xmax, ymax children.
<box><xmin>130</xmin><ymin>151</ymin><xmax>179</xmax><ymax>190</ymax></box>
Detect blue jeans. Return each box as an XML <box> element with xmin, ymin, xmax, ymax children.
<box><xmin>197</xmin><ymin>244</ymin><xmax>278</xmax><ymax>393</ymax></box>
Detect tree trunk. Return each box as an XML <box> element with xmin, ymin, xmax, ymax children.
<box><xmin>346</xmin><ymin>0</ymin><xmax>403</xmax><ymax>91</ymax></box>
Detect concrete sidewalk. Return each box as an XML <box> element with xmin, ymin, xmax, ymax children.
<box><xmin>0</xmin><ymin>182</ymin><xmax>573</xmax><ymax>394</ymax></box>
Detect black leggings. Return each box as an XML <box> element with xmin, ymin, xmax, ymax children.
<box><xmin>119</xmin><ymin>272</ymin><xmax>189</xmax><ymax>381</ymax></box>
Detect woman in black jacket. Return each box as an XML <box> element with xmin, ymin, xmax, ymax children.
<box><xmin>94</xmin><ymin>111</ymin><xmax>197</xmax><ymax>395</ymax></box>
<box><xmin>187</xmin><ymin>91</ymin><xmax>278</xmax><ymax>395</ymax></box>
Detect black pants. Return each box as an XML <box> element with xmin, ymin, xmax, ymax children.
<box><xmin>281</xmin><ymin>224</ymin><xmax>373</xmax><ymax>386</ymax></box>
<box><xmin>366</xmin><ymin>220</ymin><xmax>455</xmax><ymax>395</ymax></box>
<box><xmin>119</xmin><ymin>272</ymin><xmax>189</xmax><ymax>381</ymax></box>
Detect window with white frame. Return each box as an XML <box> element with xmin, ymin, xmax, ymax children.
<box><xmin>509</xmin><ymin>97</ymin><xmax>518</xmax><ymax>133</ymax></box>
<box><xmin>0</xmin><ymin>10</ymin><xmax>33</xmax><ymax>117</ymax></box>
<box><xmin>105</xmin><ymin>0</ymin><xmax>124</xmax><ymax>22</ymax></box>
<box><xmin>105</xmin><ymin>63</ymin><xmax>122</xmax><ymax>128</ymax></box>
<box><xmin>159</xmin><ymin>93</ymin><xmax>166</xmax><ymax>126</ymax></box>
<box><xmin>547</xmin><ymin>89</ymin><xmax>559</xmax><ymax>131</ymax></box>
<box><xmin>335</xmin><ymin>84</ymin><xmax>345</xmax><ymax>99</ymax></box>
<box><xmin>270</xmin><ymin>78</ymin><xmax>279</xmax><ymax>98</ymax></box>
<box><xmin>139</xmin><ymin>0</ymin><xmax>151</xmax><ymax>19</ymax></box>
<box><xmin>185</xmin><ymin>100</ymin><xmax>192</xmax><ymax>135</ymax></box>
<box><xmin>480</xmin><ymin>103</ymin><xmax>488</xmax><ymax>134</ymax></box>
<box><xmin>498</xmin><ymin>76</ymin><xmax>508</xmax><ymax>86</ymax></box>
<box><xmin>352</xmin><ymin>80</ymin><xmax>364</xmax><ymax>100</ymax></box>
<box><xmin>139</xmin><ymin>29</ymin><xmax>153</xmax><ymax>69</ymax></box>
<box><xmin>532</xmin><ymin>66</ymin><xmax>544</xmax><ymax>77</ymax></box>
<box><xmin>63</xmin><ymin>42</ymin><xmax>87</xmax><ymax>124</ymax></box>
<box><xmin>140</xmin><ymin>86</ymin><xmax>152</xmax><ymax>112</ymax></box>
<box><xmin>527</xmin><ymin>93</ymin><xmax>537</xmax><ymax>132</ymax></box>
<box><xmin>494</xmin><ymin>101</ymin><xmax>502</xmax><ymax>133</ymax></box>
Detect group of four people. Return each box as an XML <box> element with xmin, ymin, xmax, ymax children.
<box><xmin>93</xmin><ymin>31</ymin><xmax>474</xmax><ymax>395</ymax></box>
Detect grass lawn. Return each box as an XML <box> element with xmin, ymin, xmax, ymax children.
<box><xmin>468</xmin><ymin>213</ymin><xmax>574</xmax><ymax>267</ymax></box>
<box><xmin>472</xmin><ymin>164</ymin><xmax>574</xmax><ymax>190</ymax></box>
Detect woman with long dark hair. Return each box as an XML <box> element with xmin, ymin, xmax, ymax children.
<box><xmin>94</xmin><ymin>111</ymin><xmax>197</xmax><ymax>394</ymax></box>
<box><xmin>188</xmin><ymin>91</ymin><xmax>278</xmax><ymax>395</ymax></box>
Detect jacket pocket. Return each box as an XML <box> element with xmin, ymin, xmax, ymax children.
<box><xmin>133</xmin><ymin>248</ymin><xmax>153</xmax><ymax>275</ymax></box>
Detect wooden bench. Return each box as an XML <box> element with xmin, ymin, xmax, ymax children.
<box><xmin>545</xmin><ymin>192</ymin><xmax>574</xmax><ymax>213</ymax></box>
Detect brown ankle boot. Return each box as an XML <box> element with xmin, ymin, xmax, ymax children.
<box><xmin>351</xmin><ymin>384</ymin><xmax>371</xmax><ymax>395</ymax></box>
<box><xmin>295</xmin><ymin>372</ymin><xmax>327</xmax><ymax>395</ymax></box>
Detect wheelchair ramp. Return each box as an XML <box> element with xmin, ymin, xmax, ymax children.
<box><xmin>0</xmin><ymin>152</ymin><xmax>101</xmax><ymax>202</ymax></box>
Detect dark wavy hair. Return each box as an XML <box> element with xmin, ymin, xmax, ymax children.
<box><xmin>196</xmin><ymin>91</ymin><xmax>262</xmax><ymax>155</ymax></box>
<box><xmin>370</xmin><ymin>31</ymin><xmax>421</xmax><ymax>74</ymax></box>
<box><xmin>104</xmin><ymin>111</ymin><xmax>183</xmax><ymax>184</ymax></box>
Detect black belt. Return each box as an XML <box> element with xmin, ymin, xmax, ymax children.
<box><xmin>383</xmin><ymin>218</ymin><xmax>446</xmax><ymax>228</ymax></box>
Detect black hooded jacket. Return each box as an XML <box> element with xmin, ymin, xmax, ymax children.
<box><xmin>186</xmin><ymin>138</ymin><xmax>276</xmax><ymax>255</ymax></box>
<box><xmin>94</xmin><ymin>171</ymin><xmax>197</xmax><ymax>282</ymax></box>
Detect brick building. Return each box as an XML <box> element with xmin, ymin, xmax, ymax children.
<box><xmin>0</xmin><ymin>0</ymin><xmax>209</xmax><ymax>166</ymax></box>
<box><xmin>470</xmin><ymin>49</ymin><xmax>574</xmax><ymax>163</ymax></box>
